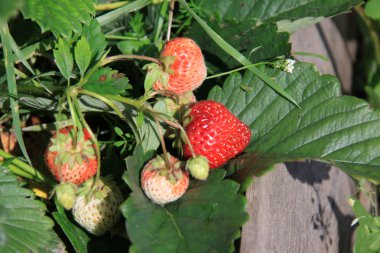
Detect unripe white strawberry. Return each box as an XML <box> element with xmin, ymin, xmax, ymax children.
<box><xmin>72</xmin><ymin>177</ymin><xmax>123</xmax><ymax>236</ymax></box>
<box><xmin>141</xmin><ymin>154</ymin><xmax>189</xmax><ymax>205</ymax></box>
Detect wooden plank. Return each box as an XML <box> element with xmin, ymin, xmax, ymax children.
<box><xmin>240</xmin><ymin>18</ymin><xmax>358</xmax><ymax>253</ymax></box>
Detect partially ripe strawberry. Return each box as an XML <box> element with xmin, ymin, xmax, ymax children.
<box><xmin>183</xmin><ymin>100</ymin><xmax>251</xmax><ymax>169</ymax></box>
<box><xmin>153</xmin><ymin>37</ymin><xmax>207</xmax><ymax>95</ymax></box>
<box><xmin>44</xmin><ymin>126</ymin><xmax>98</xmax><ymax>185</ymax></box>
<box><xmin>72</xmin><ymin>177</ymin><xmax>123</xmax><ymax>236</ymax></box>
<box><xmin>141</xmin><ymin>154</ymin><xmax>189</xmax><ymax>205</ymax></box>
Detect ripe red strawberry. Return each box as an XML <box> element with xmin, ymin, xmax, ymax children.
<box><xmin>141</xmin><ymin>154</ymin><xmax>189</xmax><ymax>205</ymax></box>
<box><xmin>72</xmin><ymin>177</ymin><xmax>123</xmax><ymax>236</ymax></box>
<box><xmin>44</xmin><ymin>126</ymin><xmax>98</xmax><ymax>185</ymax></box>
<box><xmin>153</xmin><ymin>37</ymin><xmax>207</xmax><ymax>95</ymax></box>
<box><xmin>183</xmin><ymin>100</ymin><xmax>251</xmax><ymax>169</ymax></box>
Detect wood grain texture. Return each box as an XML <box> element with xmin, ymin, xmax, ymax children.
<box><xmin>240</xmin><ymin>17</ymin><xmax>358</xmax><ymax>253</ymax></box>
<box><xmin>240</xmin><ymin>162</ymin><xmax>355</xmax><ymax>253</ymax></box>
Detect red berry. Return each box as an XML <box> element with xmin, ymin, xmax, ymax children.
<box><xmin>44</xmin><ymin>126</ymin><xmax>98</xmax><ymax>185</ymax></box>
<box><xmin>141</xmin><ymin>154</ymin><xmax>189</xmax><ymax>205</ymax></box>
<box><xmin>183</xmin><ymin>100</ymin><xmax>251</xmax><ymax>169</ymax></box>
<box><xmin>153</xmin><ymin>37</ymin><xmax>207</xmax><ymax>95</ymax></box>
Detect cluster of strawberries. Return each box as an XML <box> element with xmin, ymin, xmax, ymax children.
<box><xmin>141</xmin><ymin>38</ymin><xmax>251</xmax><ymax>205</ymax></box>
<box><xmin>44</xmin><ymin>37</ymin><xmax>251</xmax><ymax>236</ymax></box>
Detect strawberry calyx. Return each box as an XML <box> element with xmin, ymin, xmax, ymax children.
<box><xmin>48</xmin><ymin>128</ymin><xmax>96</xmax><ymax>169</ymax></box>
<box><xmin>159</xmin><ymin>55</ymin><xmax>176</xmax><ymax>74</ymax></box>
<box><xmin>146</xmin><ymin>154</ymin><xmax>186</xmax><ymax>185</ymax></box>
<box><xmin>143</xmin><ymin>63</ymin><xmax>170</xmax><ymax>91</ymax></box>
<box><xmin>54</xmin><ymin>182</ymin><xmax>77</xmax><ymax>210</ymax></box>
<box><xmin>76</xmin><ymin>176</ymin><xmax>118</xmax><ymax>202</ymax></box>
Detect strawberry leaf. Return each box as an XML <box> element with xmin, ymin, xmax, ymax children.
<box><xmin>121</xmin><ymin>145</ymin><xmax>248</xmax><ymax>253</ymax></box>
<box><xmin>20</xmin><ymin>0</ymin><xmax>95</xmax><ymax>38</ymax></box>
<box><xmin>53</xmin><ymin>37</ymin><xmax>73</xmax><ymax>81</ymax></box>
<box><xmin>208</xmin><ymin>63</ymin><xmax>380</xmax><ymax>183</ymax></box>
<box><xmin>82</xmin><ymin>67</ymin><xmax>131</xmax><ymax>95</ymax></box>
<box><xmin>193</xmin><ymin>0</ymin><xmax>362</xmax><ymax>23</ymax></box>
<box><xmin>188</xmin><ymin>19</ymin><xmax>291</xmax><ymax>68</ymax></box>
<box><xmin>0</xmin><ymin>166</ymin><xmax>58</xmax><ymax>252</ymax></box>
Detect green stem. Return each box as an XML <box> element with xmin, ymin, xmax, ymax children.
<box><xmin>78</xmin><ymin>89</ymin><xmax>141</xmax><ymax>141</ymax></box>
<box><xmin>0</xmin><ymin>149</ymin><xmax>55</xmax><ymax>185</ymax></box>
<box><xmin>65</xmin><ymin>89</ymin><xmax>80</xmax><ymax>130</ymax></box>
<box><xmin>166</xmin><ymin>0</ymin><xmax>175</xmax><ymax>41</ymax></box>
<box><xmin>146</xmin><ymin>108</ymin><xmax>196</xmax><ymax>157</ymax></box>
<box><xmin>95</xmin><ymin>1</ymin><xmax>129</xmax><ymax>11</ymax></box>
<box><xmin>153</xmin><ymin>0</ymin><xmax>169</xmax><ymax>42</ymax></box>
<box><xmin>96</xmin><ymin>0</ymin><xmax>151</xmax><ymax>27</ymax></box>
<box><xmin>71</xmin><ymin>96</ymin><xmax>102</xmax><ymax>189</ymax></box>
<box><xmin>206</xmin><ymin>62</ymin><xmax>270</xmax><ymax>80</ymax></box>
<box><xmin>103</xmin><ymin>94</ymin><xmax>146</xmax><ymax>109</ymax></box>
<box><xmin>78</xmin><ymin>89</ymin><xmax>126</xmax><ymax>120</ymax></box>
<box><xmin>105</xmin><ymin>35</ymin><xmax>150</xmax><ymax>41</ymax></box>
<box><xmin>355</xmin><ymin>6</ymin><xmax>380</xmax><ymax>66</ymax></box>
<box><xmin>101</xmin><ymin>54</ymin><xmax>161</xmax><ymax>66</ymax></box>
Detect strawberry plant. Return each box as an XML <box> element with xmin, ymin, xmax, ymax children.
<box><xmin>0</xmin><ymin>0</ymin><xmax>378</xmax><ymax>252</ymax></box>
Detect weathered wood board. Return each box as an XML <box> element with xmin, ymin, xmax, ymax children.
<box><xmin>239</xmin><ymin>17</ymin><xmax>360</xmax><ymax>253</ymax></box>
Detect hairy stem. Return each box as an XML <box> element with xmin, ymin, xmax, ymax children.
<box><xmin>101</xmin><ymin>54</ymin><xmax>162</xmax><ymax>66</ymax></box>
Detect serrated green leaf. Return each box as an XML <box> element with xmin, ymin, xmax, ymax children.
<box><xmin>121</xmin><ymin>146</ymin><xmax>248</xmax><ymax>253</ymax></box>
<box><xmin>0</xmin><ymin>166</ymin><xmax>56</xmax><ymax>253</ymax></box>
<box><xmin>133</xmin><ymin>113</ymin><xmax>161</xmax><ymax>152</ymax></box>
<box><xmin>75</xmin><ymin>36</ymin><xmax>92</xmax><ymax>77</ymax></box>
<box><xmin>179</xmin><ymin>0</ymin><xmax>299</xmax><ymax>108</ymax></box>
<box><xmin>208</xmin><ymin>63</ymin><xmax>380</xmax><ymax>183</ymax></box>
<box><xmin>188</xmin><ymin>19</ymin><xmax>290</xmax><ymax>68</ymax></box>
<box><xmin>20</xmin><ymin>0</ymin><xmax>95</xmax><ymax>38</ymax></box>
<box><xmin>193</xmin><ymin>0</ymin><xmax>362</xmax><ymax>23</ymax></box>
<box><xmin>82</xmin><ymin>67</ymin><xmax>131</xmax><ymax>95</ymax></box>
<box><xmin>53</xmin><ymin>37</ymin><xmax>73</xmax><ymax>81</ymax></box>
<box><xmin>82</xmin><ymin>19</ymin><xmax>107</xmax><ymax>61</ymax></box>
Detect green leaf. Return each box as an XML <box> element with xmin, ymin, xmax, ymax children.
<box><xmin>121</xmin><ymin>146</ymin><xmax>248</xmax><ymax>253</ymax></box>
<box><xmin>193</xmin><ymin>0</ymin><xmax>362</xmax><ymax>23</ymax></box>
<box><xmin>53</xmin><ymin>37</ymin><xmax>73</xmax><ymax>81</ymax></box>
<box><xmin>208</xmin><ymin>63</ymin><xmax>380</xmax><ymax>183</ymax></box>
<box><xmin>0</xmin><ymin>166</ymin><xmax>56</xmax><ymax>253</ymax></box>
<box><xmin>52</xmin><ymin>199</ymin><xmax>90</xmax><ymax>253</ymax></box>
<box><xmin>365</xmin><ymin>0</ymin><xmax>380</xmax><ymax>20</ymax></box>
<box><xmin>75</xmin><ymin>36</ymin><xmax>92</xmax><ymax>77</ymax></box>
<box><xmin>82</xmin><ymin>67</ymin><xmax>131</xmax><ymax>95</ymax></box>
<box><xmin>350</xmin><ymin>198</ymin><xmax>380</xmax><ymax>253</ymax></box>
<box><xmin>96</xmin><ymin>0</ymin><xmax>150</xmax><ymax>27</ymax></box>
<box><xmin>20</xmin><ymin>0</ymin><xmax>95</xmax><ymax>38</ymax></box>
<box><xmin>82</xmin><ymin>19</ymin><xmax>107</xmax><ymax>61</ymax></box>
<box><xmin>188</xmin><ymin>19</ymin><xmax>290</xmax><ymax>68</ymax></box>
<box><xmin>133</xmin><ymin>114</ymin><xmax>161</xmax><ymax>153</ymax></box>
<box><xmin>0</xmin><ymin>0</ymin><xmax>23</xmax><ymax>21</ymax></box>
<box><xmin>178</xmin><ymin>0</ymin><xmax>299</xmax><ymax>108</ymax></box>
<box><xmin>117</xmin><ymin>39</ymin><xmax>151</xmax><ymax>55</ymax></box>
<box><xmin>0</xmin><ymin>22</ymin><xmax>32</xmax><ymax>165</ymax></box>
